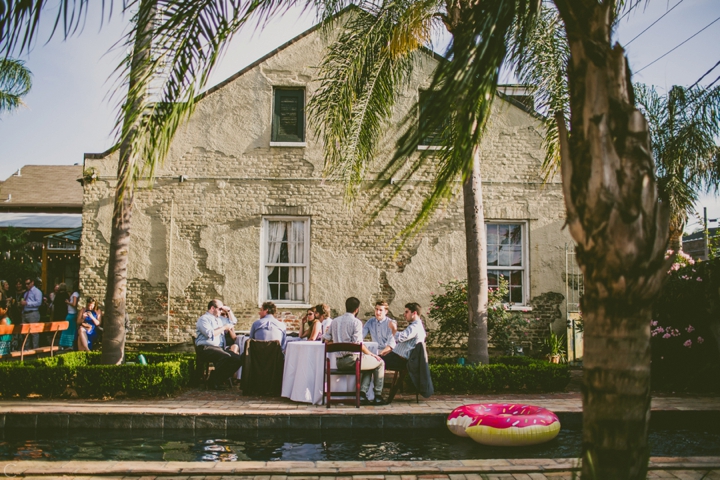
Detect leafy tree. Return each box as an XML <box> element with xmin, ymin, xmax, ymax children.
<box><xmin>0</xmin><ymin>228</ymin><xmax>40</xmax><ymax>284</ymax></box>
<box><xmin>635</xmin><ymin>84</ymin><xmax>720</xmax><ymax>252</ymax></box>
<box><xmin>0</xmin><ymin>57</ymin><xmax>32</xmax><ymax>116</ymax></box>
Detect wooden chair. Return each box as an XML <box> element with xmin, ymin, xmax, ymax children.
<box><xmin>324</xmin><ymin>342</ymin><xmax>363</xmax><ymax>408</ymax></box>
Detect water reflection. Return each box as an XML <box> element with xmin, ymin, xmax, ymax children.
<box><xmin>0</xmin><ymin>427</ymin><xmax>717</xmax><ymax>462</ymax></box>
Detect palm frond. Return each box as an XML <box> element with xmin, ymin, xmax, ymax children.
<box><xmin>0</xmin><ymin>0</ymin><xmax>116</xmax><ymax>56</ymax></box>
<box><xmin>111</xmin><ymin>0</ymin><xmax>260</xmax><ymax>198</ymax></box>
<box><xmin>374</xmin><ymin>0</ymin><xmax>539</xmax><ymax>243</ymax></box>
<box><xmin>509</xmin><ymin>5</ymin><xmax>569</xmax><ymax>181</ymax></box>
<box><xmin>0</xmin><ymin>57</ymin><xmax>32</xmax><ymax>114</ymax></box>
<box><xmin>308</xmin><ymin>0</ymin><xmax>426</xmax><ymax>199</ymax></box>
<box><xmin>635</xmin><ymin>83</ymin><xmax>720</xmax><ymax>232</ymax></box>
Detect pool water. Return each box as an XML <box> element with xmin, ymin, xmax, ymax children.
<box><xmin>1</xmin><ymin>427</ymin><xmax>719</xmax><ymax>462</ymax></box>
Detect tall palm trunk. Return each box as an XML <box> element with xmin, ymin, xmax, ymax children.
<box><xmin>446</xmin><ymin>1</ymin><xmax>489</xmax><ymax>365</ymax></box>
<box><xmin>464</xmin><ymin>147</ymin><xmax>489</xmax><ymax>365</ymax></box>
<box><xmin>668</xmin><ymin>221</ymin><xmax>684</xmax><ymax>253</ymax></box>
<box><xmin>101</xmin><ymin>0</ymin><xmax>155</xmax><ymax>365</ymax></box>
<box><xmin>553</xmin><ymin>2</ymin><xmax>669</xmax><ymax>478</ymax></box>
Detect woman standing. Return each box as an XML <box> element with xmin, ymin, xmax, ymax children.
<box><xmin>77</xmin><ymin>297</ymin><xmax>101</xmax><ymax>351</ymax></box>
<box><xmin>0</xmin><ymin>306</ymin><xmax>12</xmax><ymax>356</ymax></box>
<box><xmin>58</xmin><ymin>284</ymin><xmax>79</xmax><ymax>349</ymax></box>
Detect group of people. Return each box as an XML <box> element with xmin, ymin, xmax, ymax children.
<box><xmin>0</xmin><ymin>278</ymin><xmax>102</xmax><ymax>355</ymax></box>
<box><xmin>194</xmin><ymin>296</ymin><xmax>426</xmax><ymax>404</ymax></box>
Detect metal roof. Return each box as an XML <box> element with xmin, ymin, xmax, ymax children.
<box><xmin>45</xmin><ymin>227</ymin><xmax>83</xmax><ymax>243</ymax></box>
<box><xmin>0</xmin><ymin>212</ymin><xmax>82</xmax><ymax>229</ymax></box>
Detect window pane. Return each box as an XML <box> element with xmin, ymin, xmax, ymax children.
<box><xmin>510</xmin><ymin>286</ymin><xmax>523</xmax><ymax>304</ymax></box>
<box><xmin>498</xmin><ymin>247</ymin><xmax>510</xmax><ymax>266</ymax></box>
<box><xmin>488</xmin><ymin>270</ymin><xmax>498</xmax><ymax>288</ymax></box>
<box><xmin>487</xmin><ymin>246</ymin><xmax>498</xmax><ymax>266</ymax></box>
<box><xmin>511</xmin><ymin>246</ymin><xmax>522</xmax><ymax>267</ymax></box>
<box><xmin>509</xmin><ymin>224</ymin><xmax>522</xmax><ymax>244</ymax></box>
<box><xmin>499</xmin><ymin>224</ymin><xmax>511</xmax><ymax>245</ymax></box>
<box><xmin>419</xmin><ymin>90</ymin><xmax>446</xmax><ymax>146</ymax></box>
<box><xmin>486</xmin><ymin>224</ymin><xmax>498</xmax><ymax>245</ymax></box>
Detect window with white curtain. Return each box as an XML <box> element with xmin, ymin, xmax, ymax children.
<box><xmin>486</xmin><ymin>222</ymin><xmax>528</xmax><ymax>305</ymax></box>
<box><xmin>260</xmin><ymin>217</ymin><xmax>310</xmax><ymax>304</ymax></box>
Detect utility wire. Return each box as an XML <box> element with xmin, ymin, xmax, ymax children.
<box><xmin>689</xmin><ymin>59</ymin><xmax>720</xmax><ymax>90</ymax></box>
<box><xmin>636</xmin><ymin>15</ymin><xmax>720</xmax><ymax>74</ymax></box>
<box><xmin>625</xmin><ymin>0</ymin><xmax>685</xmax><ymax>46</ymax></box>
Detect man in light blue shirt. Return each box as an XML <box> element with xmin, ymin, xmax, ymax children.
<box><xmin>21</xmin><ymin>277</ymin><xmax>43</xmax><ymax>349</ymax></box>
<box><xmin>249</xmin><ymin>301</ymin><xmax>287</xmax><ymax>350</ymax></box>
<box><xmin>363</xmin><ymin>301</ymin><xmax>397</xmax><ymax>355</ymax></box>
<box><xmin>382</xmin><ymin>302</ymin><xmax>427</xmax><ymax>371</ymax></box>
<box><xmin>195</xmin><ymin>299</ymin><xmax>243</xmax><ymax>389</ymax></box>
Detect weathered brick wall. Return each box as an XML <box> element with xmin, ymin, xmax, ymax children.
<box><xmin>79</xmin><ymin>16</ymin><xmax>571</xmax><ymax>344</ymax></box>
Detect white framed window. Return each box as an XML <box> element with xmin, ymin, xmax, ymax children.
<box><xmin>486</xmin><ymin>222</ymin><xmax>528</xmax><ymax>305</ymax></box>
<box><xmin>259</xmin><ymin>217</ymin><xmax>310</xmax><ymax>306</ymax></box>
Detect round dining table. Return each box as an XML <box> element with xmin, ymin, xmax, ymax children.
<box><xmin>281</xmin><ymin>341</ymin><xmax>378</xmax><ymax>405</ymax></box>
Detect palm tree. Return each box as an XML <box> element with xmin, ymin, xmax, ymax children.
<box><xmin>1</xmin><ymin>1</ymin><xmax>669</xmax><ymax>477</ymax></box>
<box><xmin>635</xmin><ymin>84</ymin><xmax>720</xmax><ymax>252</ymax></box>
<box><xmin>0</xmin><ymin>58</ymin><xmax>32</xmax><ymax>116</ymax></box>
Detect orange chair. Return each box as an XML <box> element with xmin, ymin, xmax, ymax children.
<box><xmin>324</xmin><ymin>342</ymin><xmax>363</xmax><ymax>408</ymax></box>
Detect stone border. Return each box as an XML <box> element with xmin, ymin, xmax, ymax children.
<box><xmin>1</xmin><ymin>457</ymin><xmax>719</xmax><ymax>477</ymax></box>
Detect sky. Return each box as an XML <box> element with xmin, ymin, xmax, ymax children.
<box><xmin>1</xmin><ymin>0</ymin><xmax>720</xmax><ymax>231</ymax></box>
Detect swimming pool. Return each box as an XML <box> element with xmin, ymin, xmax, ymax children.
<box><xmin>1</xmin><ymin>426</ymin><xmax>718</xmax><ymax>462</ymax></box>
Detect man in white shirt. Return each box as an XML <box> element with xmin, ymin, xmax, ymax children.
<box><xmin>381</xmin><ymin>302</ymin><xmax>427</xmax><ymax>371</ymax></box>
<box><xmin>195</xmin><ymin>299</ymin><xmax>243</xmax><ymax>389</ymax></box>
<box><xmin>323</xmin><ymin>297</ymin><xmax>385</xmax><ymax>405</ymax></box>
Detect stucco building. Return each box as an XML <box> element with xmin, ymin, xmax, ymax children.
<box><xmin>80</xmin><ymin>16</ymin><xmax>571</xmax><ymax>346</ymax></box>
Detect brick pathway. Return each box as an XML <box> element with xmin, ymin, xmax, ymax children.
<box><xmin>2</xmin><ymin>390</ymin><xmax>719</xmax><ymax>416</ymax></box>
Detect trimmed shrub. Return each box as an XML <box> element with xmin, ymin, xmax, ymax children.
<box><xmin>0</xmin><ymin>362</ymin><xmax>70</xmax><ymax>398</ymax></box>
<box><xmin>0</xmin><ymin>351</ymin><xmax>194</xmax><ymax>398</ymax></box>
<box><xmin>428</xmin><ymin>357</ymin><xmax>570</xmax><ymax>393</ymax></box>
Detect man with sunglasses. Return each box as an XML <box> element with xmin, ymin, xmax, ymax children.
<box><xmin>195</xmin><ymin>299</ymin><xmax>243</xmax><ymax>389</ymax></box>
<box><xmin>20</xmin><ymin>278</ymin><xmax>43</xmax><ymax>350</ymax></box>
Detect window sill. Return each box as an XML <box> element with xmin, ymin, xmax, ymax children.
<box><xmin>417</xmin><ymin>145</ymin><xmax>443</xmax><ymax>151</ymax></box>
<box><xmin>270</xmin><ymin>142</ymin><xmax>307</xmax><ymax>148</ymax></box>
<box><xmin>508</xmin><ymin>305</ymin><xmax>532</xmax><ymax>312</ymax></box>
<box><xmin>261</xmin><ymin>303</ymin><xmax>313</xmax><ymax>310</ymax></box>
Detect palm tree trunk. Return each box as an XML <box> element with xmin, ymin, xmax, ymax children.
<box><xmin>464</xmin><ymin>148</ymin><xmax>489</xmax><ymax>365</ymax></box>
<box><xmin>668</xmin><ymin>223</ymin><xmax>683</xmax><ymax>253</ymax></box>
<box><xmin>101</xmin><ymin>0</ymin><xmax>155</xmax><ymax>365</ymax></box>
<box><xmin>553</xmin><ymin>1</ymin><xmax>670</xmax><ymax>478</ymax></box>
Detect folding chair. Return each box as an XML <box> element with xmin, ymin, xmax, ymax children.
<box><xmin>324</xmin><ymin>342</ymin><xmax>363</xmax><ymax>408</ymax></box>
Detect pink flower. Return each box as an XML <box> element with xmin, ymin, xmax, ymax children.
<box><xmin>663</xmin><ymin>333</ymin><xmax>672</xmax><ymax>339</ymax></box>
<box><xmin>698</xmin><ymin>337</ymin><xmax>704</xmax><ymax>344</ymax></box>
<box><xmin>686</xmin><ymin>325</ymin><xmax>695</xmax><ymax>333</ymax></box>
<box><xmin>656</xmin><ymin>326</ymin><xmax>665</xmax><ymax>333</ymax></box>
<box><xmin>697</xmin><ymin>278</ymin><xmax>703</xmax><ymax>282</ymax></box>
<box><xmin>684</xmin><ymin>339</ymin><xmax>692</xmax><ymax>348</ymax></box>
<box><xmin>651</xmin><ymin>320</ymin><xmax>658</xmax><ymax>327</ymax></box>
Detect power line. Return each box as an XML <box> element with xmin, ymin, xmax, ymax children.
<box><xmin>689</xmin><ymin>59</ymin><xmax>720</xmax><ymax>90</ymax></box>
<box><xmin>625</xmin><ymin>0</ymin><xmax>685</xmax><ymax>46</ymax></box>
<box><xmin>636</xmin><ymin>15</ymin><xmax>720</xmax><ymax>74</ymax></box>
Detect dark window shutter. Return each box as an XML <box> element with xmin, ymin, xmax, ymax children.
<box><xmin>273</xmin><ymin>89</ymin><xmax>305</xmax><ymax>142</ymax></box>
<box><xmin>419</xmin><ymin>90</ymin><xmax>444</xmax><ymax>146</ymax></box>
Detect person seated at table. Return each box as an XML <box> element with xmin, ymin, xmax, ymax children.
<box><xmin>315</xmin><ymin>303</ymin><xmax>332</xmax><ymax>338</ymax></box>
<box><xmin>323</xmin><ymin>297</ymin><xmax>385</xmax><ymax>405</ymax></box>
<box><xmin>381</xmin><ymin>302</ymin><xmax>427</xmax><ymax>371</ymax></box>
<box><xmin>196</xmin><ymin>299</ymin><xmax>243</xmax><ymax>389</ymax></box>
<box><xmin>300</xmin><ymin>307</ymin><xmax>322</xmax><ymax>341</ymax></box>
<box><xmin>250</xmin><ymin>301</ymin><xmax>287</xmax><ymax>349</ymax></box>
<box><xmin>77</xmin><ymin>297</ymin><xmax>102</xmax><ymax>351</ymax></box>
<box><xmin>363</xmin><ymin>301</ymin><xmax>397</xmax><ymax>356</ymax></box>
<box><xmin>218</xmin><ymin>304</ymin><xmax>240</xmax><ymax>354</ymax></box>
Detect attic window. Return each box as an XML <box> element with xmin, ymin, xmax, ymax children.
<box><xmin>418</xmin><ymin>90</ymin><xmax>445</xmax><ymax>149</ymax></box>
<box><xmin>271</xmin><ymin>88</ymin><xmax>306</xmax><ymax>145</ymax></box>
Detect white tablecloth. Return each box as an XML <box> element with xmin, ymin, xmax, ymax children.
<box><xmin>281</xmin><ymin>341</ymin><xmax>378</xmax><ymax>405</ymax></box>
<box><xmin>233</xmin><ymin>335</ymin><xmax>249</xmax><ymax>380</ymax></box>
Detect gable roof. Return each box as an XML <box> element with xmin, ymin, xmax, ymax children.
<box><xmin>0</xmin><ymin>165</ymin><xmax>83</xmax><ymax>212</ymax></box>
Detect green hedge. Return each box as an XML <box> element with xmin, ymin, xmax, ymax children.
<box><xmin>429</xmin><ymin>356</ymin><xmax>570</xmax><ymax>393</ymax></box>
<box><xmin>0</xmin><ymin>351</ymin><xmax>194</xmax><ymax>398</ymax></box>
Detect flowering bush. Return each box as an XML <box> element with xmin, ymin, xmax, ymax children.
<box><xmin>427</xmin><ymin>277</ymin><xmax>534</xmax><ymax>356</ymax></box>
<box><xmin>652</xmin><ymin>256</ymin><xmax>720</xmax><ymax>391</ymax></box>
